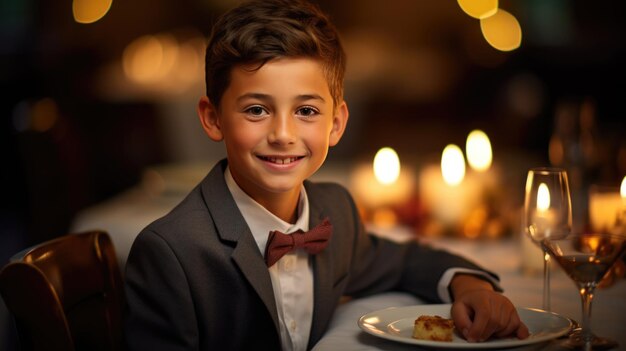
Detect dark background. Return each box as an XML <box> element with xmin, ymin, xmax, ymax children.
<box><xmin>1</xmin><ymin>0</ymin><xmax>625</xmax><ymax>348</ymax></box>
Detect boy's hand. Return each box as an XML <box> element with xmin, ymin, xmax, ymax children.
<box><xmin>449</xmin><ymin>274</ymin><xmax>530</xmax><ymax>342</ymax></box>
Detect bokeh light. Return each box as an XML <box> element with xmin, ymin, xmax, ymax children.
<box><xmin>537</xmin><ymin>183</ymin><xmax>551</xmax><ymax>211</ymax></box>
<box><xmin>480</xmin><ymin>9</ymin><xmax>522</xmax><ymax>51</ymax></box>
<box><xmin>73</xmin><ymin>0</ymin><xmax>113</xmax><ymax>24</ymax></box>
<box><xmin>466</xmin><ymin>130</ymin><xmax>493</xmax><ymax>172</ymax></box>
<box><xmin>441</xmin><ymin>144</ymin><xmax>465</xmax><ymax>186</ymax></box>
<box><xmin>373</xmin><ymin>147</ymin><xmax>401</xmax><ymax>185</ymax></box>
<box><xmin>457</xmin><ymin>0</ymin><xmax>498</xmax><ymax>19</ymax></box>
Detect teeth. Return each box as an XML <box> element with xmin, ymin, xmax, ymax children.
<box><xmin>262</xmin><ymin>156</ymin><xmax>299</xmax><ymax>164</ymax></box>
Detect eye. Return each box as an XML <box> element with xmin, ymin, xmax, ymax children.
<box><xmin>244</xmin><ymin>105</ymin><xmax>268</xmax><ymax>117</ymax></box>
<box><xmin>297</xmin><ymin>106</ymin><xmax>319</xmax><ymax>117</ymax></box>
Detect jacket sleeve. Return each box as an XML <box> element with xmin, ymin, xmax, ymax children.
<box><xmin>338</xmin><ymin>186</ymin><xmax>498</xmax><ymax>302</ymax></box>
<box><xmin>124</xmin><ymin>230</ymin><xmax>199</xmax><ymax>351</ymax></box>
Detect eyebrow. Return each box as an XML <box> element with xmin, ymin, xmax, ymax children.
<box><xmin>236</xmin><ymin>93</ymin><xmax>326</xmax><ymax>103</ymax></box>
<box><xmin>296</xmin><ymin>94</ymin><xmax>326</xmax><ymax>103</ymax></box>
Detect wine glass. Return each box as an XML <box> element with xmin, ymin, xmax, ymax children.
<box><xmin>543</xmin><ymin>233</ymin><xmax>626</xmax><ymax>349</ymax></box>
<box><xmin>524</xmin><ymin>167</ymin><xmax>572</xmax><ymax>311</ymax></box>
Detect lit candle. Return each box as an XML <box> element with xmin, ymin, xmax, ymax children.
<box><xmin>419</xmin><ymin>144</ymin><xmax>480</xmax><ymax>227</ymax></box>
<box><xmin>350</xmin><ymin>147</ymin><xmax>414</xmax><ymax>210</ymax></box>
<box><xmin>465</xmin><ymin>129</ymin><xmax>502</xmax><ymax>192</ymax></box>
<box><xmin>466</xmin><ymin>130</ymin><xmax>492</xmax><ymax>173</ymax></box>
<box><xmin>588</xmin><ymin>182</ymin><xmax>623</xmax><ymax>233</ymax></box>
<box><xmin>529</xmin><ymin>183</ymin><xmax>556</xmax><ymax>239</ymax></box>
<box><xmin>373</xmin><ymin>147</ymin><xmax>401</xmax><ymax>185</ymax></box>
<box><xmin>442</xmin><ymin>144</ymin><xmax>465</xmax><ymax>186</ymax></box>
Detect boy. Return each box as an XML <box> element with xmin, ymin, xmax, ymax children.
<box><xmin>124</xmin><ymin>0</ymin><xmax>529</xmax><ymax>349</ymax></box>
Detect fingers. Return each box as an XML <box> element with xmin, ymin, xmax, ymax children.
<box><xmin>450</xmin><ymin>302</ymin><xmax>474</xmax><ymax>340</ymax></box>
<box><xmin>453</xmin><ymin>293</ymin><xmax>530</xmax><ymax>342</ymax></box>
<box><xmin>494</xmin><ymin>309</ymin><xmax>529</xmax><ymax>340</ymax></box>
<box><xmin>516</xmin><ymin>320</ymin><xmax>530</xmax><ymax>339</ymax></box>
<box><xmin>494</xmin><ymin>309</ymin><xmax>516</xmax><ymax>338</ymax></box>
<box><xmin>466</xmin><ymin>301</ymin><xmax>500</xmax><ymax>342</ymax></box>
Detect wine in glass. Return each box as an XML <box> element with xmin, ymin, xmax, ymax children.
<box><xmin>524</xmin><ymin>167</ymin><xmax>572</xmax><ymax>311</ymax></box>
<box><xmin>543</xmin><ymin>233</ymin><xmax>626</xmax><ymax>349</ymax></box>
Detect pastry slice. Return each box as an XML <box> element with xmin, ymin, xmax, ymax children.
<box><xmin>412</xmin><ymin>315</ymin><xmax>454</xmax><ymax>342</ymax></box>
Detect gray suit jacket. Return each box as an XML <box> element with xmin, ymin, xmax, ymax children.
<box><xmin>124</xmin><ymin>159</ymin><xmax>495</xmax><ymax>350</ymax></box>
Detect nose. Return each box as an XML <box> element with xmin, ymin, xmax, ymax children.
<box><xmin>268</xmin><ymin>112</ymin><xmax>296</xmax><ymax>145</ymax></box>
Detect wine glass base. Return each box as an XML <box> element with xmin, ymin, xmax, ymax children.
<box><xmin>556</xmin><ymin>330</ymin><xmax>618</xmax><ymax>350</ymax></box>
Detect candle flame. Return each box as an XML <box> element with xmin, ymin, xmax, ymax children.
<box><xmin>537</xmin><ymin>183</ymin><xmax>550</xmax><ymax>211</ymax></box>
<box><xmin>441</xmin><ymin>144</ymin><xmax>466</xmax><ymax>186</ymax></box>
<box><xmin>373</xmin><ymin>147</ymin><xmax>400</xmax><ymax>185</ymax></box>
<box><xmin>621</xmin><ymin>176</ymin><xmax>626</xmax><ymax>198</ymax></box>
<box><xmin>466</xmin><ymin>129</ymin><xmax>493</xmax><ymax>172</ymax></box>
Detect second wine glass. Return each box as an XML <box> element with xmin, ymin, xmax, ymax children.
<box><xmin>523</xmin><ymin>167</ymin><xmax>572</xmax><ymax>311</ymax></box>
<box><xmin>542</xmin><ymin>233</ymin><xmax>626</xmax><ymax>349</ymax></box>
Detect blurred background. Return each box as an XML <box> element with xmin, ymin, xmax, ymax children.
<box><xmin>1</xmin><ymin>0</ymin><xmax>625</xmax><ymax>348</ymax></box>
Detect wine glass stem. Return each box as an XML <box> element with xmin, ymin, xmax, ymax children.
<box><xmin>542</xmin><ymin>251</ymin><xmax>551</xmax><ymax>311</ymax></box>
<box><xmin>579</xmin><ymin>285</ymin><xmax>595</xmax><ymax>344</ymax></box>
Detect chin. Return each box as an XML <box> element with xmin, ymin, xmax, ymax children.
<box><xmin>265</xmin><ymin>182</ymin><xmax>303</xmax><ymax>194</ymax></box>
<box><xmin>260</xmin><ymin>176</ymin><xmax>307</xmax><ymax>193</ymax></box>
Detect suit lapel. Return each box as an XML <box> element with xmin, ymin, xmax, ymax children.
<box><xmin>200</xmin><ymin>160</ymin><xmax>280</xmax><ymax>333</ymax></box>
<box><xmin>306</xmin><ymin>181</ymin><xmax>335</xmax><ymax>346</ymax></box>
<box><xmin>200</xmin><ymin>163</ymin><xmax>337</xmax><ymax>345</ymax></box>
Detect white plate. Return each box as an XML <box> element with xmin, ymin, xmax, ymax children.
<box><xmin>358</xmin><ymin>304</ymin><xmax>572</xmax><ymax>349</ymax></box>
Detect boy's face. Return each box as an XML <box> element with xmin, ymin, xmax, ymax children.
<box><xmin>198</xmin><ymin>58</ymin><xmax>349</xmax><ymax>203</ymax></box>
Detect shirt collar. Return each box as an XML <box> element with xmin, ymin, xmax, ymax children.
<box><xmin>224</xmin><ymin>166</ymin><xmax>310</xmax><ymax>255</ymax></box>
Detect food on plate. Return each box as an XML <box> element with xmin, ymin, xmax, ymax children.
<box><xmin>412</xmin><ymin>315</ymin><xmax>454</xmax><ymax>342</ymax></box>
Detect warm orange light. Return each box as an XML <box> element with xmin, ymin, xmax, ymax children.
<box><xmin>441</xmin><ymin>144</ymin><xmax>465</xmax><ymax>186</ymax></box>
<box><xmin>123</xmin><ymin>34</ymin><xmax>179</xmax><ymax>84</ymax></box>
<box><xmin>537</xmin><ymin>183</ymin><xmax>551</xmax><ymax>212</ymax></box>
<box><xmin>585</xmin><ymin>236</ymin><xmax>600</xmax><ymax>251</ymax></box>
<box><xmin>457</xmin><ymin>0</ymin><xmax>498</xmax><ymax>19</ymax></box>
<box><xmin>480</xmin><ymin>9</ymin><xmax>522</xmax><ymax>51</ymax></box>
<box><xmin>466</xmin><ymin>130</ymin><xmax>492</xmax><ymax>172</ymax></box>
<box><xmin>373</xmin><ymin>147</ymin><xmax>400</xmax><ymax>185</ymax></box>
<box><xmin>123</xmin><ymin>35</ymin><xmax>162</xmax><ymax>83</ymax></box>
<box><xmin>73</xmin><ymin>0</ymin><xmax>113</xmax><ymax>24</ymax></box>
<box><xmin>371</xmin><ymin>208</ymin><xmax>398</xmax><ymax>228</ymax></box>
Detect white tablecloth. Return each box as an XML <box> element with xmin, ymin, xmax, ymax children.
<box><xmin>313</xmin><ymin>238</ymin><xmax>626</xmax><ymax>350</ymax></box>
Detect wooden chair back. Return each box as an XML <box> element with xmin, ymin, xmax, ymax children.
<box><xmin>0</xmin><ymin>231</ymin><xmax>125</xmax><ymax>351</ymax></box>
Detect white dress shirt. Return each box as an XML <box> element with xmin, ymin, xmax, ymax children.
<box><xmin>225</xmin><ymin>168</ymin><xmax>313</xmax><ymax>351</ymax></box>
<box><xmin>224</xmin><ymin>167</ymin><xmax>500</xmax><ymax>350</ymax></box>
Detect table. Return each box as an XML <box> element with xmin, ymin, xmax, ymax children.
<box><xmin>313</xmin><ymin>238</ymin><xmax>626</xmax><ymax>350</ymax></box>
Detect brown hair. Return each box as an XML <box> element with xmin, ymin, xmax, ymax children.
<box><xmin>204</xmin><ymin>0</ymin><xmax>346</xmax><ymax>109</ymax></box>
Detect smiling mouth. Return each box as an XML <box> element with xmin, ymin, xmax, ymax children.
<box><xmin>257</xmin><ymin>156</ymin><xmax>304</xmax><ymax>164</ymax></box>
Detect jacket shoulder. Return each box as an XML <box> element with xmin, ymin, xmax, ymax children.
<box><xmin>304</xmin><ymin>180</ymin><xmax>353</xmax><ymax>203</ymax></box>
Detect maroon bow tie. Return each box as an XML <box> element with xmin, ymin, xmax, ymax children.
<box><xmin>264</xmin><ymin>218</ymin><xmax>333</xmax><ymax>267</ymax></box>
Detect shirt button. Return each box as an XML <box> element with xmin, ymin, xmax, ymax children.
<box><xmin>290</xmin><ymin>320</ymin><xmax>297</xmax><ymax>331</ymax></box>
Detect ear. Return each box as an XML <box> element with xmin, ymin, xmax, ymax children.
<box><xmin>329</xmin><ymin>100</ymin><xmax>349</xmax><ymax>147</ymax></box>
<box><xmin>197</xmin><ymin>96</ymin><xmax>224</xmax><ymax>141</ymax></box>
